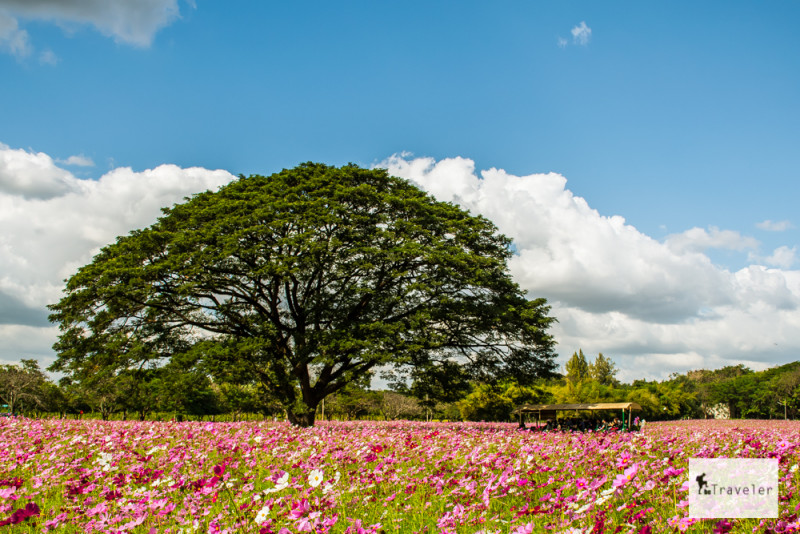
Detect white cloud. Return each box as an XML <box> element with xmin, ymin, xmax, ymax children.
<box><xmin>0</xmin><ymin>0</ymin><xmax>186</xmax><ymax>59</ymax></box>
<box><xmin>664</xmin><ymin>226</ymin><xmax>759</xmax><ymax>254</ymax></box>
<box><xmin>571</xmin><ymin>21</ymin><xmax>592</xmax><ymax>46</ymax></box>
<box><xmin>379</xmin><ymin>154</ymin><xmax>800</xmax><ymax>379</ymax></box>
<box><xmin>0</xmin><ymin>143</ymin><xmax>77</xmax><ymax>199</ymax></box>
<box><xmin>557</xmin><ymin>36</ymin><xmax>568</xmax><ymax>49</ymax></box>
<box><xmin>757</xmin><ymin>219</ymin><xmax>794</xmax><ymax>232</ymax></box>
<box><xmin>747</xmin><ymin>246</ymin><xmax>798</xmax><ymax>270</ymax></box>
<box><xmin>764</xmin><ymin>246</ymin><xmax>797</xmax><ymax>269</ymax></box>
<box><xmin>58</xmin><ymin>154</ymin><xmax>94</xmax><ymax>167</ymax></box>
<box><xmin>0</xmin><ymin>142</ymin><xmax>234</xmax><ymax>367</ymax></box>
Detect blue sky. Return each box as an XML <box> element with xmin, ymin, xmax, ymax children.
<box><xmin>2</xmin><ymin>1</ymin><xmax>800</xmax><ymax>381</ymax></box>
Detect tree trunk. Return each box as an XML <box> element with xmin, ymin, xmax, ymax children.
<box><xmin>286</xmin><ymin>408</ymin><xmax>316</xmax><ymax>427</ymax></box>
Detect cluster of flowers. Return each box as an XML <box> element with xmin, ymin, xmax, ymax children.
<box><xmin>1</xmin><ymin>417</ymin><xmax>799</xmax><ymax>533</ymax></box>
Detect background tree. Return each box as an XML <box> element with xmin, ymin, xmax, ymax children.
<box><xmin>379</xmin><ymin>391</ymin><xmax>422</xmax><ymax>421</ymax></box>
<box><xmin>457</xmin><ymin>383</ymin><xmax>515</xmax><ymax>422</ymax></box>
<box><xmin>85</xmin><ymin>371</ymin><xmax>125</xmax><ymax>420</ymax></box>
<box><xmin>324</xmin><ymin>383</ymin><xmax>381</xmax><ymax>420</ymax></box>
<box><xmin>48</xmin><ymin>163</ymin><xmax>559</xmax><ymax>426</ymax></box>
<box><xmin>773</xmin><ymin>366</ymin><xmax>800</xmax><ymax>419</ymax></box>
<box><xmin>0</xmin><ymin>359</ymin><xmax>47</xmax><ymax>414</ymax></box>
<box><xmin>458</xmin><ymin>381</ymin><xmax>549</xmax><ymax>422</ymax></box>
<box><xmin>590</xmin><ymin>353</ymin><xmax>618</xmax><ymax>386</ymax></box>
<box><xmin>159</xmin><ymin>369</ymin><xmax>222</xmax><ymax>420</ymax></box>
<box><xmin>564</xmin><ymin>349</ymin><xmax>589</xmax><ymax>384</ymax></box>
<box><xmin>40</xmin><ymin>380</ymin><xmax>69</xmax><ymax>418</ymax></box>
<box><xmin>217</xmin><ymin>382</ymin><xmax>259</xmax><ymax>422</ymax></box>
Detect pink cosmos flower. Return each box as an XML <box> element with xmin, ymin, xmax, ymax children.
<box><xmin>613</xmin><ymin>464</ymin><xmax>638</xmax><ymax>489</ymax></box>
<box><xmin>616</xmin><ymin>450</ymin><xmax>633</xmax><ymax>468</ymax></box>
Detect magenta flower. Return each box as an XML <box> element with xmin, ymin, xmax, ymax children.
<box><xmin>663</xmin><ymin>466</ymin><xmax>684</xmax><ymax>478</ymax></box>
<box><xmin>288</xmin><ymin>498</ymin><xmax>310</xmax><ymax>519</ymax></box>
<box><xmin>0</xmin><ymin>501</ymin><xmax>40</xmax><ymax>526</ymax></box>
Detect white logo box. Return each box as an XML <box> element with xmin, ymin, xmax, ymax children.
<box><xmin>689</xmin><ymin>458</ymin><xmax>778</xmax><ymax>519</ymax></box>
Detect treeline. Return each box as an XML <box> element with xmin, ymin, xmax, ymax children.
<box><xmin>540</xmin><ymin>350</ymin><xmax>800</xmax><ymax>421</ymax></box>
<box><xmin>2</xmin><ymin>353</ymin><xmax>800</xmax><ymax>422</ymax></box>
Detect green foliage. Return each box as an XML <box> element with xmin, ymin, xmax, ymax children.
<box><xmin>458</xmin><ymin>382</ymin><xmax>549</xmax><ymax>422</ymax></box>
<box><xmin>323</xmin><ymin>383</ymin><xmax>381</xmax><ymax>421</ymax></box>
<box><xmin>590</xmin><ymin>353</ymin><xmax>618</xmax><ymax>386</ymax></box>
<box><xmin>10</xmin><ymin>354</ymin><xmax>800</xmax><ymax>423</ymax></box>
<box><xmin>683</xmin><ymin>362</ymin><xmax>800</xmax><ymax>420</ymax></box>
<box><xmin>48</xmin><ymin>163</ymin><xmax>558</xmax><ymax>426</ymax></box>
<box><xmin>216</xmin><ymin>383</ymin><xmax>259</xmax><ymax>420</ymax></box>
<box><xmin>565</xmin><ymin>349</ymin><xmax>589</xmax><ymax>383</ymax></box>
<box><xmin>0</xmin><ymin>359</ymin><xmax>48</xmax><ymax>414</ymax></box>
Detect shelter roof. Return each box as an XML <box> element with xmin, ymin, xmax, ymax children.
<box><xmin>513</xmin><ymin>402</ymin><xmax>642</xmax><ymax>414</ymax></box>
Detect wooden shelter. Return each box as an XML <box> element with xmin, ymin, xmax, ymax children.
<box><xmin>514</xmin><ymin>402</ymin><xmax>642</xmax><ymax>430</ymax></box>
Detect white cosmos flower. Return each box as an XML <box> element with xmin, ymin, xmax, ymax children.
<box><xmin>308</xmin><ymin>469</ymin><xmax>324</xmax><ymax>488</ymax></box>
<box><xmin>264</xmin><ymin>472</ymin><xmax>290</xmax><ymax>494</ymax></box>
<box><xmin>254</xmin><ymin>504</ymin><xmax>271</xmax><ymax>525</ymax></box>
<box><xmin>95</xmin><ymin>452</ymin><xmax>117</xmax><ymax>472</ymax></box>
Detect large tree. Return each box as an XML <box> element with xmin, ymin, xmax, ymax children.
<box><xmin>48</xmin><ymin>163</ymin><xmax>557</xmax><ymax>426</ymax></box>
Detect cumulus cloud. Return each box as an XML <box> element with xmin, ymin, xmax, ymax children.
<box><xmin>379</xmin><ymin>154</ymin><xmax>800</xmax><ymax>379</ymax></box>
<box><xmin>764</xmin><ymin>246</ymin><xmax>797</xmax><ymax>269</ymax></box>
<box><xmin>0</xmin><ymin>0</ymin><xmax>186</xmax><ymax>59</ymax></box>
<box><xmin>0</xmin><ymin>142</ymin><xmax>234</xmax><ymax>365</ymax></box>
<box><xmin>757</xmin><ymin>219</ymin><xmax>794</xmax><ymax>232</ymax></box>
<box><xmin>0</xmin><ymin>143</ymin><xmax>77</xmax><ymax>199</ymax></box>
<box><xmin>571</xmin><ymin>21</ymin><xmax>592</xmax><ymax>46</ymax></box>
<box><xmin>664</xmin><ymin>226</ymin><xmax>759</xmax><ymax>254</ymax></box>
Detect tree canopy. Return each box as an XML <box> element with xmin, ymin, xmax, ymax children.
<box><xmin>0</xmin><ymin>359</ymin><xmax>47</xmax><ymax>414</ymax></box>
<box><xmin>48</xmin><ymin>163</ymin><xmax>557</xmax><ymax>425</ymax></box>
<box><xmin>565</xmin><ymin>349</ymin><xmax>589</xmax><ymax>383</ymax></box>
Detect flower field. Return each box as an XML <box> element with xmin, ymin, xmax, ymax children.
<box><xmin>1</xmin><ymin>417</ymin><xmax>799</xmax><ymax>533</ymax></box>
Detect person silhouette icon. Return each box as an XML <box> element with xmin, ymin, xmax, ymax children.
<box><xmin>696</xmin><ymin>473</ymin><xmax>709</xmax><ymax>494</ymax></box>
